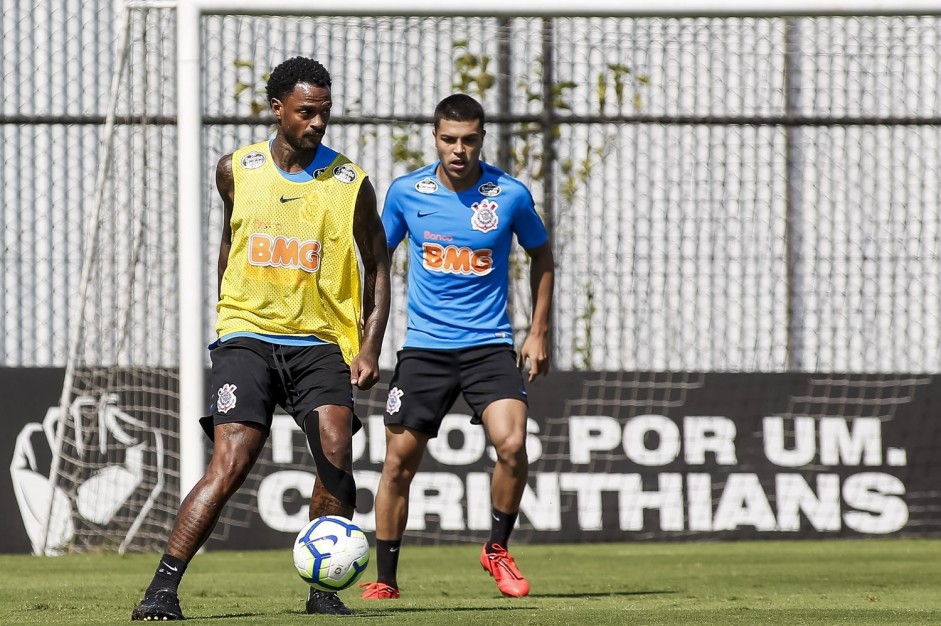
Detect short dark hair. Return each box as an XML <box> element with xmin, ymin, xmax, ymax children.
<box><xmin>434</xmin><ymin>94</ymin><xmax>485</xmax><ymax>130</ymax></box>
<box><xmin>266</xmin><ymin>57</ymin><xmax>332</xmax><ymax>103</ymax></box>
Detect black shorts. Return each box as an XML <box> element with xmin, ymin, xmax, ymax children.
<box><xmin>383</xmin><ymin>344</ymin><xmax>528</xmax><ymax>437</ymax></box>
<box><xmin>199</xmin><ymin>337</ymin><xmax>357</xmax><ymax>439</ymax></box>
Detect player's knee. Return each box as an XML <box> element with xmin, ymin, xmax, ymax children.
<box><xmin>381</xmin><ymin>455</ymin><xmax>418</xmax><ymax>487</ymax></box>
<box><xmin>494</xmin><ymin>431</ymin><xmax>528</xmax><ymax>466</ymax></box>
<box><xmin>203</xmin><ymin>460</ymin><xmax>252</xmax><ymax>496</ymax></box>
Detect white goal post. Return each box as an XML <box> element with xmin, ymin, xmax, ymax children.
<box><xmin>175</xmin><ymin>0</ymin><xmax>941</xmax><ymax>510</ymax></box>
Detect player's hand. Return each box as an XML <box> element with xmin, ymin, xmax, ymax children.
<box><xmin>518</xmin><ymin>334</ymin><xmax>550</xmax><ymax>382</ymax></box>
<box><xmin>350</xmin><ymin>353</ymin><xmax>381</xmax><ymax>390</ymax></box>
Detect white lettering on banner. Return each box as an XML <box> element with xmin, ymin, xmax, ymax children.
<box><xmin>687</xmin><ymin>473</ymin><xmax>714</xmax><ymax>531</ymax></box>
<box><xmin>624</xmin><ymin>415</ymin><xmax>681</xmax><ymax>466</ymax></box>
<box><xmin>257</xmin><ymin>470</ymin><xmax>313</xmax><ymax>531</ymax></box>
<box><xmin>520</xmin><ymin>472</ymin><xmax>563</xmax><ymax>530</ymax></box>
<box><xmin>252</xmin><ymin>411</ymin><xmax>909</xmax><ymax>536</ymax></box>
<box><xmin>819</xmin><ymin>418</ymin><xmax>882</xmax><ymax>466</ymax></box>
<box><xmin>621</xmin><ymin>473</ymin><xmax>685</xmax><ymax>531</ymax></box>
<box><xmin>763</xmin><ymin>416</ymin><xmax>817</xmax><ymax>466</ymax></box>
<box><xmin>569</xmin><ymin>415</ymin><xmax>621</xmax><ymax>464</ymax></box>
<box><xmin>269</xmin><ymin>415</ymin><xmax>295</xmax><ymax>464</ymax></box>
<box><xmin>253</xmin><ymin>469</ymin><xmax>908</xmax><ymax>535</ymax></box>
<box><xmin>842</xmin><ymin>472</ymin><xmax>908</xmax><ymax>533</ymax></box>
<box><xmin>466</xmin><ymin>472</ymin><xmax>493</xmax><ymax>531</ymax></box>
<box><xmin>407</xmin><ymin>472</ymin><xmax>466</xmax><ymax>530</ymax></box>
<box><xmin>683</xmin><ymin>416</ymin><xmax>737</xmax><ymax>464</ymax></box>
<box><xmin>558</xmin><ymin>472</ymin><xmax>625</xmax><ymax>530</ymax></box>
<box><xmin>351</xmin><ymin>471</ymin><xmax>381</xmax><ymax>530</ymax></box>
<box><xmin>569</xmin><ymin>415</ymin><xmax>737</xmax><ymax>466</ymax></box>
<box><xmin>775</xmin><ymin>474</ymin><xmax>841</xmax><ymax>532</ymax></box>
<box><xmin>366</xmin><ymin>414</ymin><xmax>386</xmax><ymax>463</ymax></box>
<box><xmin>712</xmin><ymin>473</ymin><xmax>777</xmax><ymax>531</ymax></box>
<box><xmin>427</xmin><ymin>416</ymin><xmax>487</xmax><ymax>465</ymax></box>
<box><xmin>763</xmin><ymin>417</ymin><xmax>886</xmax><ymax>467</ymax></box>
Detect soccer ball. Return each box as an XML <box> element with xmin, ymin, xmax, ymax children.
<box><xmin>293</xmin><ymin>515</ymin><xmax>370</xmax><ymax>592</ymax></box>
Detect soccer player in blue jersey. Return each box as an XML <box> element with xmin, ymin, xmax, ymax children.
<box><xmin>360</xmin><ymin>94</ymin><xmax>554</xmax><ymax>600</ymax></box>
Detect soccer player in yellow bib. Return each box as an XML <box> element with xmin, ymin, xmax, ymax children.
<box><xmin>132</xmin><ymin>57</ymin><xmax>390</xmax><ymax>620</ymax></box>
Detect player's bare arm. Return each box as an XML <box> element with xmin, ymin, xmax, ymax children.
<box><xmin>215</xmin><ymin>153</ymin><xmax>235</xmax><ymax>301</ymax></box>
<box><xmin>350</xmin><ymin>178</ymin><xmax>391</xmax><ymax>390</ymax></box>
<box><xmin>519</xmin><ymin>241</ymin><xmax>555</xmax><ymax>381</ymax></box>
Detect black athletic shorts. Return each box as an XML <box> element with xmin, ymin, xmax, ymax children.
<box><xmin>199</xmin><ymin>336</ymin><xmax>357</xmax><ymax>439</ymax></box>
<box><xmin>383</xmin><ymin>344</ymin><xmax>528</xmax><ymax>437</ymax></box>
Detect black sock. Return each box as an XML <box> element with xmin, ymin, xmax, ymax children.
<box><xmin>375</xmin><ymin>539</ymin><xmax>401</xmax><ymax>587</ymax></box>
<box><xmin>487</xmin><ymin>508</ymin><xmax>518</xmax><ymax>552</ymax></box>
<box><xmin>146</xmin><ymin>553</ymin><xmax>187</xmax><ymax>595</ymax></box>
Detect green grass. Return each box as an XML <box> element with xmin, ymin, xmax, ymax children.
<box><xmin>2</xmin><ymin>539</ymin><xmax>941</xmax><ymax>625</ymax></box>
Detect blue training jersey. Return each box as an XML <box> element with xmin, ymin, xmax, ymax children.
<box><xmin>382</xmin><ymin>161</ymin><xmax>548</xmax><ymax>349</ymax></box>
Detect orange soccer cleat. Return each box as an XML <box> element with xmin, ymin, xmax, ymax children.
<box><xmin>480</xmin><ymin>544</ymin><xmax>530</xmax><ymax>597</ymax></box>
<box><xmin>359</xmin><ymin>581</ymin><xmax>401</xmax><ymax>600</ymax></box>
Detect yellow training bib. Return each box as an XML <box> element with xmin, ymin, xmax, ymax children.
<box><xmin>216</xmin><ymin>141</ymin><xmax>366</xmax><ymax>364</ymax></box>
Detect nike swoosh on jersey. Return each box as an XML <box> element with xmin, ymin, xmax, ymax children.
<box><xmin>417</xmin><ymin>210</ymin><xmax>438</xmax><ymax>217</ymax></box>
<box><xmin>280</xmin><ymin>195</ymin><xmax>302</xmax><ymax>203</ymax></box>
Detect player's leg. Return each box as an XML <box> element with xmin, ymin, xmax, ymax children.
<box><xmin>304</xmin><ymin>405</ymin><xmax>356</xmax><ymax>519</ymax></box>
<box><xmin>131</xmin><ymin>422</ymin><xmax>269</xmax><ymax>620</ymax></box>
<box><xmin>288</xmin><ymin>343</ymin><xmax>361</xmax><ymax>615</ymax></box>
<box><xmin>360</xmin><ymin>423</ymin><xmax>429</xmax><ymax>599</ymax></box>
<box><xmin>133</xmin><ymin>339</ymin><xmax>275</xmax><ymax>621</ymax></box>
<box><xmin>478</xmin><ymin>398</ymin><xmax>531</xmax><ymax>597</ymax></box>
<box><xmin>481</xmin><ymin>398</ymin><xmax>529</xmax><ymax>537</ymax></box>
<box><xmin>361</xmin><ymin>349</ymin><xmax>458</xmax><ymax>600</ymax></box>
<box><xmin>302</xmin><ymin>405</ymin><xmax>361</xmax><ymax>615</ymax></box>
<box><xmin>462</xmin><ymin>345</ymin><xmax>531</xmax><ymax>598</ymax></box>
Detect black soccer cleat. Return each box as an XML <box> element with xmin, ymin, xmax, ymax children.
<box><xmin>131</xmin><ymin>588</ymin><xmax>184</xmax><ymax>621</ymax></box>
<box><xmin>306</xmin><ymin>589</ymin><xmax>354</xmax><ymax>616</ymax></box>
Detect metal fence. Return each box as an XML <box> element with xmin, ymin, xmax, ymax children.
<box><xmin>4</xmin><ymin>3</ymin><xmax>941</xmax><ymax>373</ymax></box>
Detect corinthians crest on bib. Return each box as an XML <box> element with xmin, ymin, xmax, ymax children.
<box><xmin>470</xmin><ymin>198</ymin><xmax>499</xmax><ymax>233</ymax></box>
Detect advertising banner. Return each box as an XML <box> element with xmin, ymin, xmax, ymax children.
<box><xmin>3</xmin><ymin>369</ymin><xmax>939</xmax><ymax>553</ymax></box>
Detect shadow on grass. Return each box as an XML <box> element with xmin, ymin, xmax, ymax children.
<box><xmin>195</xmin><ymin>591</ymin><xmax>676</xmax><ymax>619</ymax></box>
<box><xmin>350</xmin><ymin>606</ymin><xmax>536</xmax><ymax>617</ymax></box>
<box><xmin>531</xmin><ymin>589</ymin><xmax>676</xmax><ymax>599</ymax></box>
<box><xmin>340</xmin><ymin>591</ymin><xmax>677</xmax><ymax>617</ymax></box>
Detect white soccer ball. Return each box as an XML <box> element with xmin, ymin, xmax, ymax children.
<box><xmin>293</xmin><ymin>515</ymin><xmax>370</xmax><ymax>592</ymax></box>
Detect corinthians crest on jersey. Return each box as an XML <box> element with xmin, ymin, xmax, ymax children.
<box><xmin>470</xmin><ymin>198</ymin><xmax>499</xmax><ymax>233</ymax></box>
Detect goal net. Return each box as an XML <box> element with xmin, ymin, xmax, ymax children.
<box><xmin>35</xmin><ymin>2</ymin><xmax>941</xmax><ymax>553</ymax></box>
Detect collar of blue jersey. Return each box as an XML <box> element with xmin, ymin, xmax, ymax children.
<box><xmin>269</xmin><ymin>138</ymin><xmax>339</xmax><ymax>183</ymax></box>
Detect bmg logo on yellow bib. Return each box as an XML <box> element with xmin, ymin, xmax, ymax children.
<box><xmin>249</xmin><ymin>233</ymin><xmax>322</xmax><ymax>273</ymax></box>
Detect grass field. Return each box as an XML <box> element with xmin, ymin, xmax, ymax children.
<box><xmin>3</xmin><ymin>539</ymin><xmax>940</xmax><ymax>625</ymax></box>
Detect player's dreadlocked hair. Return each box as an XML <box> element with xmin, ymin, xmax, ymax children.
<box><xmin>266</xmin><ymin>57</ymin><xmax>332</xmax><ymax>103</ymax></box>
<box><xmin>434</xmin><ymin>93</ymin><xmax>485</xmax><ymax>130</ymax></box>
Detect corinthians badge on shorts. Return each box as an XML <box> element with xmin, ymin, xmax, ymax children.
<box><xmin>385</xmin><ymin>386</ymin><xmax>404</xmax><ymax>414</ymax></box>
<box><xmin>470</xmin><ymin>199</ymin><xmax>499</xmax><ymax>233</ymax></box>
<box><xmin>217</xmin><ymin>383</ymin><xmax>238</xmax><ymax>414</ymax></box>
